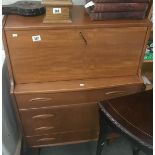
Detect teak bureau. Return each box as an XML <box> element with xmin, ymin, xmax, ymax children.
<box><xmin>3</xmin><ymin>6</ymin><xmax>151</xmax><ymax>148</ymax></box>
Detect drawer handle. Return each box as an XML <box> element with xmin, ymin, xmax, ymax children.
<box><xmin>32</xmin><ymin>114</ymin><xmax>54</xmax><ymax>119</ymax></box>
<box><xmin>37</xmin><ymin>137</ymin><xmax>56</xmax><ymax>142</ymax></box>
<box><xmin>79</xmin><ymin>32</ymin><xmax>87</xmax><ymax>45</ymax></box>
<box><xmin>29</xmin><ymin>98</ymin><xmax>52</xmax><ymax>102</ymax></box>
<box><xmin>105</xmin><ymin>91</ymin><xmax>126</xmax><ymax>95</ymax></box>
<box><xmin>35</xmin><ymin>126</ymin><xmax>54</xmax><ymax>131</ymax></box>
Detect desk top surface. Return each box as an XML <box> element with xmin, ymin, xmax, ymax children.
<box><xmin>4</xmin><ymin>6</ymin><xmax>151</xmax><ymax>30</ymax></box>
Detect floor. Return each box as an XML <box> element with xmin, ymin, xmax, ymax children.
<box><xmin>23</xmin><ymin>136</ymin><xmax>148</xmax><ymax>155</ymax></box>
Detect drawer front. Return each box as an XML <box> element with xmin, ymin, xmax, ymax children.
<box><xmin>26</xmin><ymin>130</ymin><xmax>98</xmax><ymax>147</ymax></box>
<box><xmin>20</xmin><ymin>102</ymin><xmax>99</xmax><ymax>136</ymax></box>
<box><xmin>16</xmin><ymin>84</ymin><xmax>144</xmax><ymax>109</ymax></box>
<box><xmin>6</xmin><ymin>27</ymin><xmax>147</xmax><ymax>84</ymax></box>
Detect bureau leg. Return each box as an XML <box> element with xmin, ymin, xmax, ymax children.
<box><xmin>96</xmin><ymin>108</ymin><xmax>108</xmax><ymax>155</ymax></box>
<box><xmin>38</xmin><ymin>148</ymin><xmax>41</xmax><ymax>155</ymax></box>
<box><xmin>31</xmin><ymin>148</ymin><xmax>41</xmax><ymax>155</ymax></box>
<box><xmin>133</xmin><ymin>148</ymin><xmax>140</xmax><ymax>155</ymax></box>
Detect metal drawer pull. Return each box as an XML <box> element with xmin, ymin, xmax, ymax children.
<box><xmin>29</xmin><ymin>98</ymin><xmax>52</xmax><ymax>102</ymax></box>
<box><xmin>35</xmin><ymin>126</ymin><xmax>54</xmax><ymax>131</ymax></box>
<box><xmin>79</xmin><ymin>32</ymin><xmax>87</xmax><ymax>45</ymax></box>
<box><xmin>37</xmin><ymin>137</ymin><xmax>56</xmax><ymax>142</ymax></box>
<box><xmin>32</xmin><ymin>114</ymin><xmax>54</xmax><ymax>119</ymax></box>
<box><xmin>105</xmin><ymin>91</ymin><xmax>126</xmax><ymax>95</ymax></box>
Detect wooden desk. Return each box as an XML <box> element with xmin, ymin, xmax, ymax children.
<box><xmin>3</xmin><ymin>6</ymin><xmax>151</xmax><ymax>148</ymax></box>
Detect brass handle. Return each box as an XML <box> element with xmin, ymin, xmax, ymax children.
<box><xmin>32</xmin><ymin>114</ymin><xmax>54</xmax><ymax>119</ymax></box>
<box><xmin>105</xmin><ymin>91</ymin><xmax>126</xmax><ymax>95</ymax></box>
<box><xmin>79</xmin><ymin>32</ymin><xmax>87</xmax><ymax>45</ymax></box>
<box><xmin>29</xmin><ymin>97</ymin><xmax>52</xmax><ymax>102</ymax></box>
<box><xmin>35</xmin><ymin>126</ymin><xmax>54</xmax><ymax>131</ymax></box>
<box><xmin>37</xmin><ymin>137</ymin><xmax>56</xmax><ymax>142</ymax></box>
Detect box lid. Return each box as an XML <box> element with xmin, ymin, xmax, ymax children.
<box><xmin>42</xmin><ymin>0</ymin><xmax>72</xmax><ymax>6</ymax></box>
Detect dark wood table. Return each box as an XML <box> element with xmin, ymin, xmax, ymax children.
<box><xmin>97</xmin><ymin>90</ymin><xmax>153</xmax><ymax>155</ymax></box>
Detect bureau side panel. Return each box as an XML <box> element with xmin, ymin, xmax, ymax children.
<box><xmin>3</xmin><ymin>16</ymin><xmax>25</xmax><ymax>137</ymax></box>
<box><xmin>137</xmin><ymin>26</ymin><xmax>152</xmax><ymax>77</ymax></box>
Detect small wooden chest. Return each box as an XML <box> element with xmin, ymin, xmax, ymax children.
<box><xmin>42</xmin><ymin>0</ymin><xmax>72</xmax><ymax>23</ymax></box>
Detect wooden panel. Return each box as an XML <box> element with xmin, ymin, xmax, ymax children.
<box><xmin>2</xmin><ymin>16</ymin><xmax>15</xmax><ymax>86</ymax></box>
<box><xmin>4</xmin><ymin>6</ymin><xmax>151</xmax><ymax>31</ymax></box>
<box><xmin>44</xmin><ymin>7</ymin><xmax>71</xmax><ymax>23</ymax></box>
<box><xmin>84</xmin><ymin>27</ymin><xmax>147</xmax><ymax>78</ymax></box>
<box><xmin>42</xmin><ymin>0</ymin><xmax>72</xmax><ymax>6</ymax></box>
<box><xmin>142</xmin><ymin>62</ymin><xmax>153</xmax><ymax>84</ymax></box>
<box><xmin>6</xmin><ymin>29</ymin><xmax>84</xmax><ymax>49</ymax></box>
<box><xmin>26</xmin><ymin>130</ymin><xmax>98</xmax><ymax>147</ymax></box>
<box><xmin>20</xmin><ymin>102</ymin><xmax>99</xmax><ymax>136</ymax></box>
<box><xmin>15</xmin><ymin>83</ymin><xmax>144</xmax><ymax>109</ymax></box>
<box><xmin>14</xmin><ymin>76</ymin><xmax>143</xmax><ymax>94</ymax></box>
<box><xmin>7</xmin><ymin>27</ymin><xmax>147</xmax><ymax>83</ymax></box>
<box><xmin>6</xmin><ymin>29</ymin><xmax>85</xmax><ymax>83</ymax></box>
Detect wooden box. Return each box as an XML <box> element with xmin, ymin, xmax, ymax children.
<box><xmin>42</xmin><ymin>0</ymin><xmax>72</xmax><ymax>23</ymax></box>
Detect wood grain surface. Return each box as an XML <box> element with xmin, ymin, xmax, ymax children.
<box><xmin>26</xmin><ymin>130</ymin><xmax>98</xmax><ymax>147</ymax></box>
<box><xmin>42</xmin><ymin>0</ymin><xmax>72</xmax><ymax>6</ymax></box>
<box><xmin>4</xmin><ymin>6</ymin><xmax>151</xmax><ymax>30</ymax></box>
<box><xmin>43</xmin><ymin>7</ymin><xmax>72</xmax><ymax>23</ymax></box>
<box><xmin>99</xmin><ymin>90</ymin><xmax>153</xmax><ymax>149</ymax></box>
<box><xmin>6</xmin><ymin>27</ymin><xmax>147</xmax><ymax>84</ymax></box>
<box><xmin>19</xmin><ymin>102</ymin><xmax>99</xmax><ymax>136</ymax></box>
<box><xmin>15</xmin><ymin>83</ymin><xmax>144</xmax><ymax>109</ymax></box>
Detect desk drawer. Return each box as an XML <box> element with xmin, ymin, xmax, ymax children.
<box><xmin>26</xmin><ymin>130</ymin><xmax>98</xmax><ymax>147</ymax></box>
<box><xmin>20</xmin><ymin>102</ymin><xmax>99</xmax><ymax>136</ymax></box>
<box><xmin>16</xmin><ymin>84</ymin><xmax>143</xmax><ymax>109</ymax></box>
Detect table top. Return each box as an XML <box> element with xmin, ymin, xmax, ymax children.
<box><xmin>99</xmin><ymin>89</ymin><xmax>153</xmax><ymax>149</ymax></box>
<box><xmin>4</xmin><ymin>6</ymin><xmax>151</xmax><ymax>30</ymax></box>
